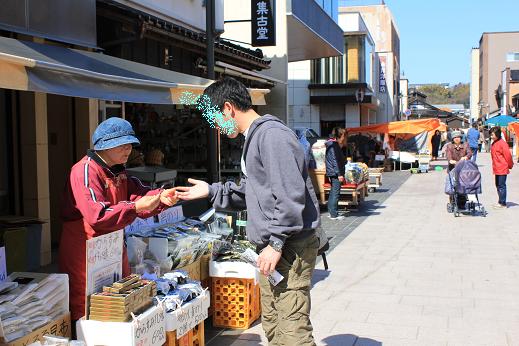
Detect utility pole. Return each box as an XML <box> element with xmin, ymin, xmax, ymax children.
<box><xmin>206</xmin><ymin>0</ymin><xmax>220</xmax><ymax>183</ymax></box>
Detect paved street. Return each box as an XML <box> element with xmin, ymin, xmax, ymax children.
<box><xmin>208</xmin><ymin>152</ymin><xmax>519</xmax><ymax>346</ymax></box>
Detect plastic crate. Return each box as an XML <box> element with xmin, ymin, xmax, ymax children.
<box><xmin>164</xmin><ymin>322</ymin><xmax>204</xmax><ymax>346</ymax></box>
<box><xmin>211</xmin><ymin>277</ymin><xmax>261</xmax><ymax>329</ymax></box>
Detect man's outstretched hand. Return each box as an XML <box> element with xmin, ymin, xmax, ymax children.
<box><xmin>176</xmin><ymin>178</ymin><xmax>210</xmax><ymax>201</ymax></box>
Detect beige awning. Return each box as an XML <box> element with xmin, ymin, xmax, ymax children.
<box><xmin>0</xmin><ymin>36</ymin><xmax>268</xmax><ymax>105</ymax></box>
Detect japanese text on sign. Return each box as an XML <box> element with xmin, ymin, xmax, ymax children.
<box><xmin>135</xmin><ymin>307</ymin><xmax>166</xmax><ymax>346</ymax></box>
<box><xmin>379</xmin><ymin>56</ymin><xmax>387</xmax><ymax>93</ymax></box>
<box><xmin>252</xmin><ymin>0</ymin><xmax>276</xmax><ymax>46</ymax></box>
<box><xmin>166</xmin><ymin>292</ymin><xmax>210</xmax><ymax>338</ymax></box>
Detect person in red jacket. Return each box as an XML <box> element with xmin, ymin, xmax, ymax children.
<box><xmin>59</xmin><ymin>117</ymin><xmax>178</xmax><ymax>321</ymax></box>
<box><xmin>490</xmin><ymin>126</ymin><xmax>513</xmax><ymax>209</ymax></box>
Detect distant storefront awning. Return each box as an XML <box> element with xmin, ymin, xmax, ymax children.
<box><xmin>0</xmin><ymin>36</ymin><xmax>269</xmax><ymax>105</ymax></box>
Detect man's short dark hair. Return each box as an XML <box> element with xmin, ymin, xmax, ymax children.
<box><xmin>472</xmin><ymin>122</ymin><xmax>478</xmax><ymax>128</ymax></box>
<box><xmin>490</xmin><ymin>126</ymin><xmax>502</xmax><ymax>139</ymax></box>
<box><xmin>203</xmin><ymin>77</ymin><xmax>253</xmax><ymax>112</ymax></box>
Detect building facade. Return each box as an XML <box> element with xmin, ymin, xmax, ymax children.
<box><xmin>223</xmin><ymin>0</ymin><xmax>344</xmax><ymax>122</ymax></box>
<box><xmin>470</xmin><ymin>48</ymin><xmax>480</xmax><ymax>122</ymax></box>
<box><xmin>340</xmin><ymin>4</ymin><xmax>401</xmax><ymax>123</ymax></box>
<box><xmin>478</xmin><ymin>32</ymin><xmax>519</xmax><ymax>118</ymax></box>
<box><xmin>0</xmin><ymin>0</ymin><xmax>272</xmax><ymax>269</ymax></box>
<box><xmin>287</xmin><ymin>11</ymin><xmax>378</xmax><ymax>136</ymax></box>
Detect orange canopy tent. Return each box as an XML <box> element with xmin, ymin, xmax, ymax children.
<box><xmin>508</xmin><ymin>122</ymin><xmax>519</xmax><ymax>157</ymax></box>
<box><xmin>347</xmin><ymin>118</ymin><xmax>442</xmax><ymax>135</ymax></box>
<box><xmin>347</xmin><ymin>119</ymin><xmax>444</xmax><ymax>153</ymax></box>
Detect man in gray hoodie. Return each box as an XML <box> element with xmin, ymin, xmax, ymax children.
<box><xmin>176</xmin><ymin>77</ymin><xmax>320</xmax><ymax>345</ymax></box>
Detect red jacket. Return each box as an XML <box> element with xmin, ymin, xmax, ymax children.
<box><xmin>60</xmin><ymin>151</ymin><xmax>163</xmax><ymax>320</ymax></box>
<box><xmin>491</xmin><ymin>138</ymin><xmax>513</xmax><ymax>175</ymax></box>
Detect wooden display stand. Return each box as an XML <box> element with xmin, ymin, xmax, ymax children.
<box><xmin>323</xmin><ymin>181</ymin><xmax>367</xmax><ymax>209</ymax></box>
<box><xmin>310</xmin><ymin>170</ymin><xmax>326</xmax><ymax>205</ymax></box>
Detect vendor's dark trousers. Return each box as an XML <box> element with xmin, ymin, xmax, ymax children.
<box><xmin>327</xmin><ymin>176</ymin><xmax>341</xmax><ymax>217</ymax></box>
<box><xmin>495</xmin><ymin>175</ymin><xmax>507</xmax><ymax>206</ymax></box>
<box><xmin>259</xmin><ymin>235</ymin><xmax>319</xmax><ymax>346</ymax></box>
<box><xmin>470</xmin><ymin>147</ymin><xmax>478</xmax><ymax>163</ymax></box>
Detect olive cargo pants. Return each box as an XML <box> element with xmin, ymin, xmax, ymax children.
<box><xmin>259</xmin><ymin>234</ymin><xmax>319</xmax><ymax>346</ymax></box>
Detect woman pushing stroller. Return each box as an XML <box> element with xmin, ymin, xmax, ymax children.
<box><xmin>445</xmin><ymin>131</ymin><xmax>472</xmax><ymax>209</ymax></box>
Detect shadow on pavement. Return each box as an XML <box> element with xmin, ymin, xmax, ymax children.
<box><xmin>321</xmin><ymin>334</ymin><xmax>382</xmax><ymax>346</ymax></box>
<box><xmin>311</xmin><ymin>268</ymin><xmax>330</xmax><ymax>287</ymax></box>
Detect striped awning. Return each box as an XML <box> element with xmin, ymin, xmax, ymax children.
<box><xmin>0</xmin><ymin>36</ymin><xmax>269</xmax><ymax>105</ymax></box>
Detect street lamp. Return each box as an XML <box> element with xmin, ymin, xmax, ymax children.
<box><xmin>356</xmin><ymin>87</ymin><xmax>365</xmax><ymax>124</ymax></box>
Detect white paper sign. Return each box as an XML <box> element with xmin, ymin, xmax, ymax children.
<box><xmin>134</xmin><ymin>306</ymin><xmax>166</xmax><ymax>346</ymax></box>
<box><xmin>158</xmin><ymin>206</ymin><xmax>184</xmax><ymax>225</ymax></box>
<box><xmin>166</xmin><ymin>292</ymin><xmax>210</xmax><ymax>337</ymax></box>
<box><xmin>86</xmin><ymin>230</ymin><xmax>124</xmax><ymax>316</ymax></box>
<box><xmin>0</xmin><ymin>247</ymin><xmax>6</xmax><ymax>283</ymax></box>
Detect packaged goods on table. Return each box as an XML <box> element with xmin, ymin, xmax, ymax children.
<box><xmin>87</xmin><ymin>275</ymin><xmax>157</xmax><ymax>322</ymax></box>
<box><xmin>0</xmin><ymin>273</ymin><xmax>69</xmax><ymax>344</ymax></box>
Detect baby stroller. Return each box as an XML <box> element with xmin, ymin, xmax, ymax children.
<box><xmin>445</xmin><ymin>160</ymin><xmax>486</xmax><ymax>217</ymax></box>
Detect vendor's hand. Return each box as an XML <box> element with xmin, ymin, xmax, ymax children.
<box><xmin>338</xmin><ymin>176</ymin><xmax>345</xmax><ymax>183</ymax></box>
<box><xmin>257</xmin><ymin>246</ymin><xmax>282</xmax><ymax>276</ymax></box>
<box><xmin>135</xmin><ymin>194</ymin><xmax>161</xmax><ymax>213</ymax></box>
<box><xmin>449</xmin><ymin>160</ymin><xmax>457</xmax><ymax>165</ymax></box>
<box><xmin>160</xmin><ymin>188</ymin><xmax>178</xmax><ymax>206</ymax></box>
<box><xmin>176</xmin><ymin>179</ymin><xmax>210</xmax><ymax>201</ymax></box>
<box><xmin>461</xmin><ymin>156</ymin><xmax>468</xmax><ymax>161</ymax></box>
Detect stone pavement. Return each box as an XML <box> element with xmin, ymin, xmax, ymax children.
<box><xmin>207</xmin><ymin>152</ymin><xmax>519</xmax><ymax>346</ymax></box>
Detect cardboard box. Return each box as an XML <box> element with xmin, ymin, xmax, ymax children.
<box><xmin>209</xmin><ymin>261</ymin><xmax>258</xmax><ymax>283</ymax></box>
<box><xmin>199</xmin><ymin>254</ymin><xmax>211</xmax><ymax>281</ymax></box>
<box><xmin>175</xmin><ymin>258</ymin><xmax>201</xmax><ymax>281</ymax></box>
<box><xmin>77</xmin><ymin>305</ymin><xmax>166</xmax><ymax>346</ymax></box>
<box><xmin>0</xmin><ymin>312</ymin><xmax>71</xmax><ymax>346</ymax></box>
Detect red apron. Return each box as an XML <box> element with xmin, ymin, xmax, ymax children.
<box><xmin>59</xmin><ymin>168</ymin><xmax>131</xmax><ymax>321</ymax></box>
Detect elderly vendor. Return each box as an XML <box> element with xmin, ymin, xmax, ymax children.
<box><xmin>59</xmin><ymin>117</ymin><xmax>178</xmax><ymax>321</ymax></box>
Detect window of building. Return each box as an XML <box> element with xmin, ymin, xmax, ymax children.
<box><xmin>507</xmin><ymin>53</ymin><xmax>519</xmax><ymax>62</ymax></box>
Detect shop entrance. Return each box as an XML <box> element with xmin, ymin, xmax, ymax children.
<box><xmin>320</xmin><ymin>120</ymin><xmax>345</xmax><ymax>138</ymax></box>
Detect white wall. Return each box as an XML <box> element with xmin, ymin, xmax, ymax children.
<box><xmin>288</xmin><ymin>61</ymin><xmax>321</xmax><ymax>133</ymax></box>
<box><xmin>470</xmin><ymin>48</ymin><xmax>480</xmax><ymax>121</ymax></box>
<box><xmin>113</xmin><ymin>0</ymin><xmax>224</xmax><ymax>32</ymax></box>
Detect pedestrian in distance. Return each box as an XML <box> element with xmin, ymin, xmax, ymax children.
<box><xmin>446</xmin><ymin>131</ymin><xmax>472</xmax><ymax>209</ymax></box>
<box><xmin>467</xmin><ymin>122</ymin><xmax>481</xmax><ymax>163</ymax></box>
<box><xmin>446</xmin><ymin>130</ymin><xmax>472</xmax><ymax>171</ymax></box>
<box><xmin>325</xmin><ymin>127</ymin><xmax>347</xmax><ymax>220</ymax></box>
<box><xmin>431</xmin><ymin>130</ymin><xmax>441</xmax><ymax>161</ymax></box>
<box><xmin>489</xmin><ymin>126</ymin><xmax>513</xmax><ymax>209</ymax></box>
<box><xmin>176</xmin><ymin>77</ymin><xmax>320</xmax><ymax>346</ymax></box>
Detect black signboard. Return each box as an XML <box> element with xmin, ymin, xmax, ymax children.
<box><xmin>251</xmin><ymin>0</ymin><xmax>276</xmax><ymax>47</ymax></box>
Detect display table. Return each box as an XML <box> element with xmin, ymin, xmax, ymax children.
<box><xmin>323</xmin><ymin>181</ymin><xmax>367</xmax><ymax>208</ymax></box>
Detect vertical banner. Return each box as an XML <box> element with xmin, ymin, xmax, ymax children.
<box><xmin>85</xmin><ymin>230</ymin><xmax>124</xmax><ymax>317</ymax></box>
<box><xmin>251</xmin><ymin>0</ymin><xmax>276</xmax><ymax>47</ymax></box>
<box><xmin>379</xmin><ymin>56</ymin><xmax>387</xmax><ymax>93</ymax></box>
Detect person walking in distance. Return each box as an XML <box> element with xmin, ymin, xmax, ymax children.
<box><xmin>467</xmin><ymin>123</ymin><xmax>480</xmax><ymax>163</ymax></box>
<box><xmin>325</xmin><ymin>127</ymin><xmax>346</xmax><ymax>220</ymax></box>
<box><xmin>490</xmin><ymin>127</ymin><xmax>513</xmax><ymax>209</ymax></box>
<box><xmin>446</xmin><ymin>131</ymin><xmax>472</xmax><ymax>209</ymax></box>
<box><xmin>176</xmin><ymin>77</ymin><xmax>320</xmax><ymax>346</ymax></box>
<box><xmin>431</xmin><ymin>130</ymin><xmax>441</xmax><ymax>161</ymax></box>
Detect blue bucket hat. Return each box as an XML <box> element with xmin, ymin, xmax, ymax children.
<box><xmin>92</xmin><ymin>117</ymin><xmax>140</xmax><ymax>150</ymax></box>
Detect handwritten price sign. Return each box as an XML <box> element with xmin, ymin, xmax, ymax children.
<box><xmin>166</xmin><ymin>291</ymin><xmax>210</xmax><ymax>338</ymax></box>
<box><xmin>134</xmin><ymin>306</ymin><xmax>166</xmax><ymax>346</ymax></box>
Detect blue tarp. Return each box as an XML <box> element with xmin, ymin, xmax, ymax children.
<box><xmin>484</xmin><ymin>115</ymin><xmax>519</xmax><ymax>126</ymax></box>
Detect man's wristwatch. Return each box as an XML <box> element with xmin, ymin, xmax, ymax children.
<box><xmin>269</xmin><ymin>239</ymin><xmax>283</xmax><ymax>253</ymax></box>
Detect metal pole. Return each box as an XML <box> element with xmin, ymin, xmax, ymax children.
<box><xmin>206</xmin><ymin>0</ymin><xmax>220</xmax><ymax>183</ymax></box>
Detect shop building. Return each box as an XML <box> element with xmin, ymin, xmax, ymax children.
<box><xmin>340</xmin><ymin>3</ymin><xmax>401</xmax><ymax>123</ymax></box>
<box><xmin>222</xmin><ymin>0</ymin><xmax>344</xmax><ymax>123</ymax></box>
<box><xmin>288</xmin><ymin>11</ymin><xmax>378</xmax><ymax>136</ymax></box>
<box><xmin>0</xmin><ymin>0</ymin><xmax>272</xmax><ymax>270</ymax></box>
<box><xmin>470</xmin><ymin>47</ymin><xmax>480</xmax><ymax>122</ymax></box>
<box><xmin>478</xmin><ymin>31</ymin><xmax>519</xmax><ymax>118</ymax></box>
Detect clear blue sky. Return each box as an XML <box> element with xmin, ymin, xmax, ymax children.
<box><xmin>339</xmin><ymin>0</ymin><xmax>519</xmax><ymax>85</ymax></box>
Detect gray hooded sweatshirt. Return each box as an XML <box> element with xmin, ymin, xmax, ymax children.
<box><xmin>208</xmin><ymin>115</ymin><xmax>321</xmax><ymax>247</ymax></box>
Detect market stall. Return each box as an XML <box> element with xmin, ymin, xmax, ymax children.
<box><xmin>508</xmin><ymin>122</ymin><xmax>519</xmax><ymax>159</ymax></box>
<box><xmin>347</xmin><ymin>118</ymin><xmax>443</xmax><ymax>171</ymax></box>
